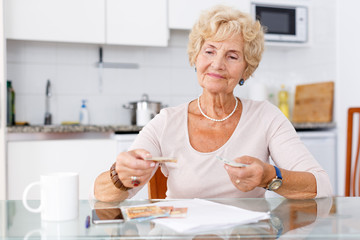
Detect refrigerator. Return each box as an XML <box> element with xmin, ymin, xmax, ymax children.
<box><xmin>0</xmin><ymin>0</ymin><xmax>7</xmax><ymax>201</ymax></box>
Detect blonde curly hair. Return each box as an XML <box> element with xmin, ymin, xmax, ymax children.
<box><xmin>188</xmin><ymin>5</ymin><xmax>265</xmax><ymax>80</ymax></box>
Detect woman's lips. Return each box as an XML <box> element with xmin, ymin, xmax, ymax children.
<box><xmin>207</xmin><ymin>73</ymin><xmax>224</xmax><ymax>79</ymax></box>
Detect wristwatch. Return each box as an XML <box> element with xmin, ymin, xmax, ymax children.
<box><xmin>266</xmin><ymin>165</ymin><xmax>283</xmax><ymax>191</ymax></box>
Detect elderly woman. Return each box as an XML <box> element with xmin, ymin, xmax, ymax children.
<box><xmin>94</xmin><ymin>5</ymin><xmax>332</xmax><ymax>202</ymax></box>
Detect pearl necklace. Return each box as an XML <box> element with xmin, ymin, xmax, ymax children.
<box><xmin>197</xmin><ymin>96</ymin><xmax>238</xmax><ymax>122</ymax></box>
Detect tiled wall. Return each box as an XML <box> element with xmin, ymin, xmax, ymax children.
<box><xmin>7</xmin><ymin>30</ymin><xmax>205</xmax><ymax>125</ymax></box>
<box><xmin>6</xmin><ymin>1</ymin><xmax>336</xmax><ymax>125</ymax></box>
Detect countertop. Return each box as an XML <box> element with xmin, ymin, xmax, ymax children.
<box><xmin>7</xmin><ymin>124</ymin><xmax>142</xmax><ymax>134</ymax></box>
<box><xmin>6</xmin><ymin>125</ymin><xmax>142</xmax><ymax>141</ymax></box>
<box><xmin>7</xmin><ymin>122</ymin><xmax>336</xmax><ymax>134</ymax></box>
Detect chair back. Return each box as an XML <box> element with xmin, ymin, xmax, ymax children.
<box><xmin>345</xmin><ymin>107</ymin><xmax>360</xmax><ymax>196</ymax></box>
<box><xmin>148</xmin><ymin>168</ymin><xmax>167</xmax><ymax>199</ymax></box>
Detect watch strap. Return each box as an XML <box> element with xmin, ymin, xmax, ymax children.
<box><xmin>265</xmin><ymin>165</ymin><xmax>283</xmax><ymax>191</ymax></box>
<box><xmin>274</xmin><ymin>165</ymin><xmax>282</xmax><ymax>180</ymax></box>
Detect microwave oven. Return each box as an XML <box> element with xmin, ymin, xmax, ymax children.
<box><xmin>251</xmin><ymin>3</ymin><xmax>308</xmax><ymax>43</ymax></box>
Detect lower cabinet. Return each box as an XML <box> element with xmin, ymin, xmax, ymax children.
<box><xmin>298</xmin><ymin>130</ymin><xmax>337</xmax><ymax>194</ymax></box>
<box><xmin>112</xmin><ymin>133</ymin><xmax>149</xmax><ymax>199</ymax></box>
<box><xmin>7</xmin><ymin>139</ymin><xmax>117</xmax><ymax>200</ymax></box>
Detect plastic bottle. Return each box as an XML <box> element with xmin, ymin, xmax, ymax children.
<box><xmin>278</xmin><ymin>85</ymin><xmax>289</xmax><ymax>119</ymax></box>
<box><xmin>79</xmin><ymin>100</ymin><xmax>89</xmax><ymax>125</ymax></box>
<box><xmin>7</xmin><ymin>80</ymin><xmax>16</xmax><ymax>126</ymax></box>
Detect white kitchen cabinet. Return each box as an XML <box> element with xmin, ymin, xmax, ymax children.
<box><xmin>298</xmin><ymin>130</ymin><xmax>337</xmax><ymax>194</ymax></box>
<box><xmin>4</xmin><ymin>0</ymin><xmax>105</xmax><ymax>44</ymax></box>
<box><xmin>7</xmin><ymin>139</ymin><xmax>117</xmax><ymax>200</ymax></box>
<box><xmin>168</xmin><ymin>0</ymin><xmax>250</xmax><ymax>30</ymax></box>
<box><xmin>5</xmin><ymin>0</ymin><xmax>168</xmax><ymax>46</ymax></box>
<box><xmin>106</xmin><ymin>0</ymin><xmax>168</xmax><ymax>46</ymax></box>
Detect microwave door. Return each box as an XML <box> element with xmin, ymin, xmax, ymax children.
<box><xmin>254</xmin><ymin>5</ymin><xmax>307</xmax><ymax>43</ymax></box>
<box><xmin>256</xmin><ymin>6</ymin><xmax>295</xmax><ymax>41</ymax></box>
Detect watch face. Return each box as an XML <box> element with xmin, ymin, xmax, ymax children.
<box><xmin>269</xmin><ymin>179</ymin><xmax>282</xmax><ymax>190</ymax></box>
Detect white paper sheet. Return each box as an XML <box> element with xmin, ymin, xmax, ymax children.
<box><xmin>151</xmin><ymin>199</ymin><xmax>269</xmax><ymax>233</ymax></box>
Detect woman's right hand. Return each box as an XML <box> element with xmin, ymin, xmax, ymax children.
<box><xmin>115</xmin><ymin>149</ymin><xmax>157</xmax><ymax>189</ymax></box>
<box><xmin>94</xmin><ymin>149</ymin><xmax>157</xmax><ymax>202</ymax></box>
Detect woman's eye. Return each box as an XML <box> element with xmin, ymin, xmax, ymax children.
<box><xmin>228</xmin><ymin>55</ymin><xmax>238</xmax><ymax>60</ymax></box>
<box><xmin>204</xmin><ymin>49</ymin><xmax>214</xmax><ymax>55</ymax></box>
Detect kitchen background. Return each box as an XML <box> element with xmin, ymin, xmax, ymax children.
<box><xmin>6</xmin><ymin>1</ymin><xmax>336</xmax><ymax>125</ymax></box>
<box><xmin>4</xmin><ymin>0</ymin><xmax>360</xmax><ymax>200</ymax></box>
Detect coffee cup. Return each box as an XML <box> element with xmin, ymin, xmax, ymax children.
<box><xmin>22</xmin><ymin>172</ymin><xmax>79</xmax><ymax>221</ymax></box>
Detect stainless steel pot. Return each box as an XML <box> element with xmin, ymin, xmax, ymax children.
<box><xmin>123</xmin><ymin>94</ymin><xmax>165</xmax><ymax>126</ymax></box>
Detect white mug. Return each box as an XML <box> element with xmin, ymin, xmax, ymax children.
<box><xmin>22</xmin><ymin>172</ymin><xmax>79</xmax><ymax>221</ymax></box>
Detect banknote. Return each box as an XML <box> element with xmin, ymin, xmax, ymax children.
<box><xmin>158</xmin><ymin>206</ymin><xmax>187</xmax><ymax>218</ymax></box>
<box><xmin>216</xmin><ymin>156</ymin><xmax>249</xmax><ymax>167</ymax></box>
<box><xmin>167</xmin><ymin>207</ymin><xmax>188</xmax><ymax>218</ymax></box>
<box><xmin>121</xmin><ymin>205</ymin><xmax>187</xmax><ymax>221</ymax></box>
<box><xmin>122</xmin><ymin>205</ymin><xmax>169</xmax><ymax>221</ymax></box>
<box><xmin>145</xmin><ymin>157</ymin><xmax>177</xmax><ymax>163</ymax></box>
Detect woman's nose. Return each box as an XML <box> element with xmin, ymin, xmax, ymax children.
<box><xmin>211</xmin><ymin>55</ymin><xmax>226</xmax><ymax>69</ymax></box>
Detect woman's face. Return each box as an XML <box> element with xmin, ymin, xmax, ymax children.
<box><xmin>195</xmin><ymin>34</ymin><xmax>247</xmax><ymax>94</ymax></box>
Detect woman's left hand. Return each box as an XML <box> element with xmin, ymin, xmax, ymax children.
<box><xmin>224</xmin><ymin>156</ymin><xmax>272</xmax><ymax>191</ymax></box>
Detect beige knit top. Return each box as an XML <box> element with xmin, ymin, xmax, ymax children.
<box><xmin>128</xmin><ymin>98</ymin><xmax>333</xmax><ymax>199</ymax></box>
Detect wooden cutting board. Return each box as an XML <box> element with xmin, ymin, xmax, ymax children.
<box><xmin>292</xmin><ymin>81</ymin><xmax>334</xmax><ymax>123</ymax></box>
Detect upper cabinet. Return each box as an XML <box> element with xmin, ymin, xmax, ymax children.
<box><xmin>168</xmin><ymin>0</ymin><xmax>250</xmax><ymax>30</ymax></box>
<box><xmin>4</xmin><ymin>0</ymin><xmax>105</xmax><ymax>44</ymax></box>
<box><xmin>5</xmin><ymin>0</ymin><xmax>168</xmax><ymax>47</ymax></box>
<box><xmin>106</xmin><ymin>0</ymin><xmax>168</xmax><ymax>47</ymax></box>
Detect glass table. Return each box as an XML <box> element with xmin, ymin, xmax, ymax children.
<box><xmin>1</xmin><ymin>197</ymin><xmax>360</xmax><ymax>239</ymax></box>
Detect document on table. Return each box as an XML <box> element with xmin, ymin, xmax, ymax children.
<box><xmin>151</xmin><ymin>199</ymin><xmax>269</xmax><ymax>233</ymax></box>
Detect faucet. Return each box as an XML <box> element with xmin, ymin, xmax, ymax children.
<box><xmin>44</xmin><ymin>79</ymin><xmax>52</xmax><ymax>125</ymax></box>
